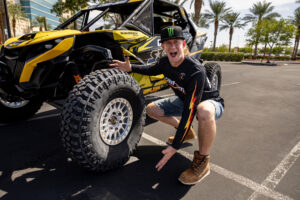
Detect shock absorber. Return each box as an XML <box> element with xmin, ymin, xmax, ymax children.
<box><xmin>67</xmin><ymin>61</ymin><xmax>81</xmax><ymax>84</ymax></box>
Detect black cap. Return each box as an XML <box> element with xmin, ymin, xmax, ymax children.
<box><xmin>160</xmin><ymin>26</ymin><xmax>184</xmax><ymax>43</ymax></box>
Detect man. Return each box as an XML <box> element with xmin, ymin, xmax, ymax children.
<box><xmin>110</xmin><ymin>26</ymin><xmax>224</xmax><ymax>185</ymax></box>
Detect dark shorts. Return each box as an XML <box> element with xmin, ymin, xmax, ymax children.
<box><xmin>154</xmin><ymin>96</ymin><xmax>224</xmax><ymax>120</ymax></box>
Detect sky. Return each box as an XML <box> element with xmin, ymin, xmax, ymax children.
<box><xmin>182</xmin><ymin>0</ymin><xmax>299</xmax><ymax>48</ymax></box>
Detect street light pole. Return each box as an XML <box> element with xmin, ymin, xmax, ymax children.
<box><xmin>3</xmin><ymin>0</ymin><xmax>12</xmax><ymax>38</ymax></box>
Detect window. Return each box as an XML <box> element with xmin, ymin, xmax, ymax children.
<box><xmin>87</xmin><ymin>10</ymin><xmax>123</xmax><ymax>31</ymax></box>
<box><xmin>131</xmin><ymin>4</ymin><xmax>152</xmax><ymax>34</ymax></box>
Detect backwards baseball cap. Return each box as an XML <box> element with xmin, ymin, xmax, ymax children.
<box><xmin>160</xmin><ymin>26</ymin><xmax>185</xmax><ymax>43</ymax></box>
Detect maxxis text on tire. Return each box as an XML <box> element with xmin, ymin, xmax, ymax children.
<box><xmin>61</xmin><ymin>68</ymin><xmax>145</xmax><ymax>172</ymax></box>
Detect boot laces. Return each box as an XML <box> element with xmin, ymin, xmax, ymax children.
<box><xmin>191</xmin><ymin>156</ymin><xmax>205</xmax><ymax>171</ymax></box>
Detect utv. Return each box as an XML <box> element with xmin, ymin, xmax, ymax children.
<box><xmin>0</xmin><ymin>0</ymin><xmax>221</xmax><ymax>171</ymax></box>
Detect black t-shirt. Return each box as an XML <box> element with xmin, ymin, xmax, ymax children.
<box><xmin>131</xmin><ymin>56</ymin><xmax>224</xmax><ymax>149</ymax></box>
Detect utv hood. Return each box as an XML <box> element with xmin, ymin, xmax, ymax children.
<box><xmin>3</xmin><ymin>30</ymin><xmax>81</xmax><ymax>49</ymax></box>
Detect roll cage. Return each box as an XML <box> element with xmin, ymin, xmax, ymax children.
<box><xmin>55</xmin><ymin>0</ymin><xmax>196</xmax><ymax>37</ymax></box>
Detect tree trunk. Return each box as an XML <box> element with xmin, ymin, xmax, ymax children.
<box><xmin>267</xmin><ymin>47</ymin><xmax>272</xmax><ymax>63</ymax></box>
<box><xmin>12</xmin><ymin>18</ymin><xmax>16</xmax><ymax>37</ymax></box>
<box><xmin>213</xmin><ymin>19</ymin><xmax>218</xmax><ymax>51</ymax></box>
<box><xmin>292</xmin><ymin>29</ymin><xmax>300</xmax><ymax>60</ymax></box>
<box><xmin>194</xmin><ymin>0</ymin><xmax>203</xmax><ymax>24</ymax></box>
<box><xmin>262</xmin><ymin>43</ymin><xmax>267</xmax><ymax>61</ymax></box>
<box><xmin>253</xmin><ymin>21</ymin><xmax>262</xmax><ymax>59</ymax></box>
<box><xmin>254</xmin><ymin>40</ymin><xmax>258</xmax><ymax>59</ymax></box>
<box><xmin>44</xmin><ymin>17</ymin><xmax>47</xmax><ymax>31</ymax></box>
<box><xmin>229</xmin><ymin>27</ymin><xmax>233</xmax><ymax>52</ymax></box>
<box><xmin>39</xmin><ymin>25</ymin><xmax>42</xmax><ymax>31</ymax></box>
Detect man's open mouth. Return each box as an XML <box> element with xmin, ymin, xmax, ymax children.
<box><xmin>170</xmin><ymin>52</ymin><xmax>177</xmax><ymax>58</ymax></box>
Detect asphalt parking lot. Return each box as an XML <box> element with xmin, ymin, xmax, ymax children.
<box><xmin>0</xmin><ymin>62</ymin><xmax>299</xmax><ymax>200</ymax></box>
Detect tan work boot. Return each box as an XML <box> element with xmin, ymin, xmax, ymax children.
<box><xmin>167</xmin><ymin>126</ymin><xmax>197</xmax><ymax>145</ymax></box>
<box><xmin>178</xmin><ymin>151</ymin><xmax>210</xmax><ymax>185</ymax></box>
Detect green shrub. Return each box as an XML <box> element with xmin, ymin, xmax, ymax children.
<box><xmin>200</xmin><ymin>52</ymin><xmax>244</xmax><ymax>62</ymax></box>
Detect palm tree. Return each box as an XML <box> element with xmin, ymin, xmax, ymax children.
<box><xmin>220</xmin><ymin>12</ymin><xmax>245</xmax><ymax>52</ymax></box>
<box><xmin>291</xmin><ymin>8</ymin><xmax>300</xmax><ymax>60</ymax></box>
<box><xmin>189</xmin><ymin>0</ymin><xmax>205</xmax><ymax>24</ymax></box>
<box><xmin>192</xmin><ymin>13</ymin><xmax>209</xmax><ymax>28</ymax></box>
<box><xmin>203</xmin><ymin>0</ymin><xmax>231</xmax><ymax>51</ymax></box>
<box><xmin>244</xmin><ymin>0</ymin><xmax>280</xmax><ymax>58</ymax></box>
<box><xmin>7</xmin><ymin>2</ymin><xmax>26</xmax><ymax>37</ymax></box>
<box><xmin>35</xmin><ymin>15</ymin><xmax>46</xmax><ymax>31</ymax></box>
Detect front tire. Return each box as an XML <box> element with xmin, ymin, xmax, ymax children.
<box><xmin>61</xmin><ymin>69</ymin><xmax>145</xmax><ymax>172</ymax></box>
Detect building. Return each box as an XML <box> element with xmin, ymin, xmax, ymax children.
<box><xmin>19</xmin><ymin>0</ymin><xmax>60</xmax><ymax>28</ymax></box>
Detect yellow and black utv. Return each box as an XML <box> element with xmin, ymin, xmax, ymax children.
<box><xmin>0</xmin><ymin>0</ymin><xmax>221</xmax><ymax>171</ymax></box>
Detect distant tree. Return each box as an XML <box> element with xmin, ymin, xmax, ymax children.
<box><xmin>203</xmin><ymin>0</ymin><xmax>231</xmax><ymax>51</ymax></box>
<box><xmin>192</xmin><ymin>13</ymin><xmax>209</xmax><ymax>28</ymax></box>
<box><xmin>244</xmin><ymin>0</ymin><xmax>280</xmax><ymax>59</ymax></box>
<box><xmin>216</xmin><ymin>44</ymin><xmax>228</xmax><ymax>52</ymax></box>
<box><xmin>189</xmin><ymin>0</ymin><xmax>205</xmax><ymax>24</ymax></box>
<box><xmin>239</xmin><ymin>46</ymin><xmax>253</xmax><ymax>54</ymax></box>
<box><xmin>7</xmin><ymin>2</ymin><xmax>26</xmax><ymax>37</ymax></box>
<box><xmin>220</xmin><ymin>12</ymin><xmax>246</xmax><ymax>52</ymax></box>
<box><xmin>52</xmin><ymin>0</ymin><xmax>105</xmax><ymax>29</ymax></box>
<box><xmin>290</xmin><ymin>8</ymin><xmax>300</xmax><ymax>60</ymax></box>
<box><xmin>35</xmin><ymin>16</ymin><xmax>46</xmax><ymax>31</ymax></box>
<box><xmin>260</xmin><ymin>19</ymin><xmax>295</xmax><ymax>63</ymax></box>
<box><xmin>272</xmin><ymin>46</ymin><xmax>284</xmax><ymax>56</ymax></box>
<box><xmin>284</xmin><ymin>47</ymin><xmax>293</xmax><ymax>55</ymax></box>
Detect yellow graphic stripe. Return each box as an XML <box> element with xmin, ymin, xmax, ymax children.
<box><xmin>19</xmin><ymin>37</ymin><xmax>74</xmax><ymax>83</ymax></box>
<box><xmin>190</xmin><ymin>50</ymin><xmax>203</xmax><ymax>56</ymax></box>
<box><xmin>138</xmin><ymin>37</ymin><xmax>157</xmax><ymax>52</ymax></box>
<box><xmin>181</xmin><ymin>82</ymin><xmax>197</xmax><ymax>142</ymax></box>
<box><xmin>128</xmin><ymin>0</ymin><xmax>144</xmax><ymax>3</ymax></box>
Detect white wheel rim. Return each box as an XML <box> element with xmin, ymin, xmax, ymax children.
<box><xmin>99</xmin><ymin>98</ymin><xmax>133</xmax><ymax>145</ymax></box>
<box><xmin>0</xmin><ymin>98</ymin><xmax>29</xmax><ymax>108</ymax></box>
<box><xmin>211</xmin><ymin>74</ymin><xmax>219</xmax><ymax>91</ymax></box>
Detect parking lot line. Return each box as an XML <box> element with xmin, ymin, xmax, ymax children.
<box><xmin>248</xmin><ymin>140</ymin><xmax>300</xmax><ymax>200</ymax></box>
<box><xmin>142</xmin><ymin>133</ymin><xmax>294</xmax><ymax>200</ymax></box>
<box><xmin>222</xmin><ymin>82</ymin><xmax>240</xmax><ymax>86</ymax></box>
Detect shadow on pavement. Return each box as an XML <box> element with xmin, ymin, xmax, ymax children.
<box><xmin>0</xmin><ymin>112</ymin><xmax>192</xmax><ymax>200</ymax></box>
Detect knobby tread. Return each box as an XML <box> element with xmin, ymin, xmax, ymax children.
<box><xmin>61</xmin><ymin>69</ymin><xmax>145</xmax><ymax>172</ymax></box>
<box><xmin>203</xmin><ymin>62</ymin><xmax>222</xmax><ymax>91</ymax></box>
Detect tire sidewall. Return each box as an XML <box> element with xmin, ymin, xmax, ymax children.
<box><xmin>86</xmin><ymin>72</ymin><xmax>144</xmax><ymax>167</ymax></box>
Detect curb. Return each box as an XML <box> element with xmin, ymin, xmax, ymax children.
<box><xmin>241</xmin><ymin>61</ymin><xmax>278</xmax><ymax>66</ymax></box>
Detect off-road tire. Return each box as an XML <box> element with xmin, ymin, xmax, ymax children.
<box><xmin>61</xmin><ymin>68</ymin><xmax>145</xmax><ymax>172</ymax></box>
<box><xmin>204</xmin><ymin>62</ymin><xmax>222</xmax><ymax>91</ymax></box>
<box><xmin>0</xmin><ymin>98</ymin><xmax>43</xmax><ymax>122</ymax></box>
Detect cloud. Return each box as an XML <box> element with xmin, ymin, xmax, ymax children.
<box><xmin>224</xmin><ymin>0</ymin><xmax>297</xmax><ymax>11</ymax></box>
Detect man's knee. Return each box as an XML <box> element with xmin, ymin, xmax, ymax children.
<box><xmin>197</xmin><ymin>102</ymin><xmax>215</xmax><ymax>122</ymax></box>
<box><xmin>146</xmin><ymin>103</ymin><xmax>164</xmax><ymax>118</ymax></box>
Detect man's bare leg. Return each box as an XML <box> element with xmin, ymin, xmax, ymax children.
<box><xmin>146</xmin><ymin>102</ymin><xmax>180</xmax><ymax>128</ymax></box>
<box><xmin>196</xmin><ymin>101</ymin><xmax>216</xmax><ymax>155</ymax></box>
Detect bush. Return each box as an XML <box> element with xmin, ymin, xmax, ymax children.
<box><xmin>244</xmin><ymin>55</ymin><xmax>293</xmax><ymax>61</ymax></box>
<box><xmin>200</xmin><ymin>52</ymin><xmax>244</xmax><ymax>62</ymax></box>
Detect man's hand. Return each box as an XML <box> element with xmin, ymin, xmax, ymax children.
<box><xmin>155</xmin><ymin>146</ymin><xmax>177</xmax><ymax>171</ymax></box>
<box><xmin>109</xmin><ymin>57</ymin><xmax>132</xmax><ymax>72</ymax></box>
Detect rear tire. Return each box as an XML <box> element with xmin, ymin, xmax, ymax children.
<box><xmin>204</xmin><ymin>62</ymin><xmax>222</xmax><ymax>91</ymax></box>
<box><xmin>61</xmin><ymin>69</ymin><xmax>145</xmax><ymax>172</ymax></box>
<box><xmin>0</xmin><ymin>97</ymin><xmax>43</xmax><ymax>122</ymax></box>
